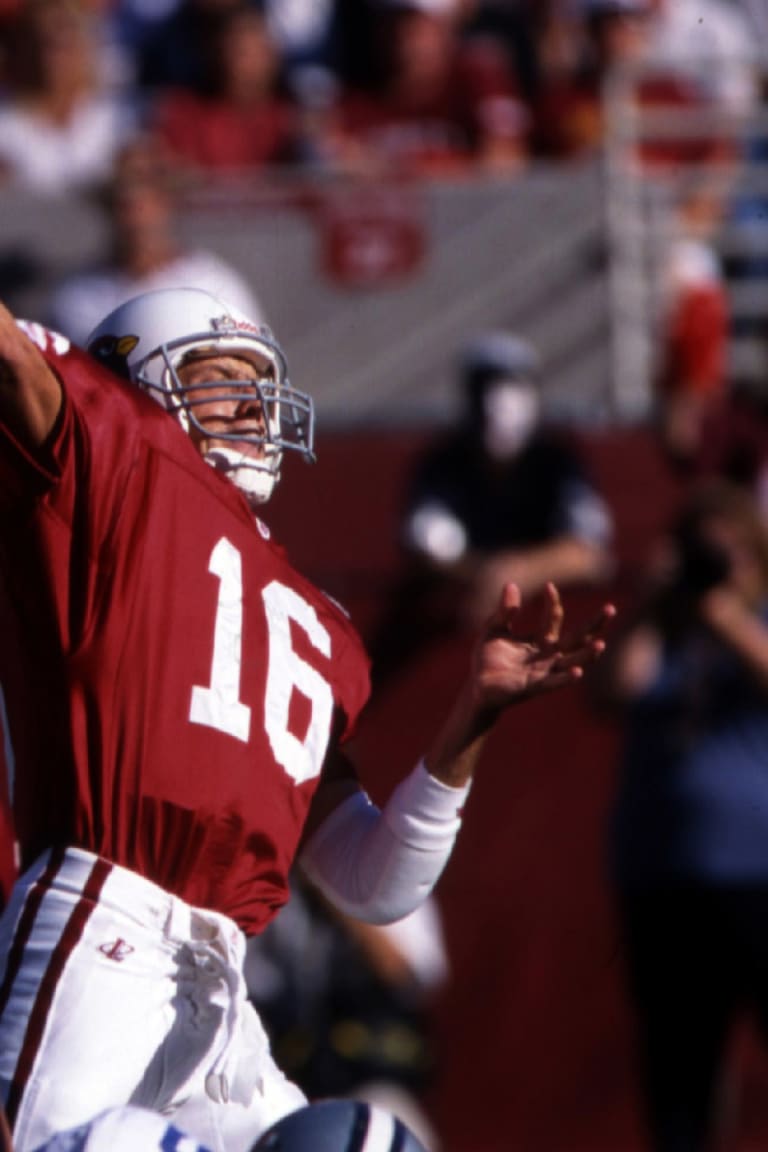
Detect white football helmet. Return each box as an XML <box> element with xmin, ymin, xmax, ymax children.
<box><xmin>86</xmin><ymin>286</ymin><xmax>315</xmax><ymax>505</ymax></box>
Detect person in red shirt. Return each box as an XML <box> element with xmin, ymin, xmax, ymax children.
<box><xmin>335</xmin><ymin>0</ymin><xmax>529</xmax><ymax>178</ymax></box>
<box><xmin>0</xmin><ymin>286</ymin><xmax>613</xmax><ymax>1152</ymax></box>
<box><xmin>654</xmin><ymin>239</ymin><xmax>730</xmax><ymax>471</ymax></box>
<box><xmin>150</xmin><ymin>3</ymin><xmax>300</xmax><ymax>176</ymax></box>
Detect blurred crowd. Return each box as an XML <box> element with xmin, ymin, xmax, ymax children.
<box><xmin>0</xmin><ymin>0</ymin><xmax>763</xmax><ymax>447</ymax></box>
<box><xmin>0</xmin><ymin>0</ymin><xmax>761</xmax><ymax>192</ymax></box>
<box><xmin>0</xmin><ymin>0</ymin><xmax>763</xmax><ymax>445</ymax></box>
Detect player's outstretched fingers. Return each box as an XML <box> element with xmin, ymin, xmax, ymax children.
<box><xmin>553</xmin><ymin>638</ymin><xmax>606</xmax><ymax>674</ymax></box>
<box><xmin>489</xmin><ymin>582</ymin><xmax>522</xmax><ymax>632</ymax></box>
<box><xmin>532</xmin><ymin>657</ymin><xmax>584</xmax><ymax>694</ymax></box>
<box><xmin>541</xmin><ymin>581</ymin><xmax>564</xmax><ymax>646</ymax></box>
<box><xmin>560</xmin><ymin>601</ymin><xmax>617</xmax><ymax>658</ymax></box>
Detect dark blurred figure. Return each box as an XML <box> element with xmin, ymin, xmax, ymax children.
<box><xmin>126</xmin><ymin>0</ymin><xmax>356</xmax><ymax>110</ymax></box>
<box><xmin>597</xmin><ymin>478</ymin><xmax>768</xmax><ymax>1152</ymax></box>
<box><xmin>47</xmin><ymin>132</ymin><xmax>265</xmax><ymax>345</ymax></box>
<box><xmin>690</xmin><ymin>386</ymin><xmax>768</xmax><ymax>523</ymax></box>
<box><xmin>370</xmin><ymin>331</ymin><xmax>614</xmax><ymax>682</ymax></box>
<box><xmin>136</xmin><ymin>0</ymin><xmax>256</xmax><ymax>92</ymax></box>
<box><xmin>461</xmin><ymin>0</ymin><xmax>562</xmax><ymax>116</ymax></box>
<box><xmin>150</xmin><ymin>3</ymin><xmax>302</xmax><ymax>176</ymax></box>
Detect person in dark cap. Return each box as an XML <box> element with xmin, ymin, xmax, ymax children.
<box><xmin>405</xmin><ymin>330</ymin><xmax>614</xmax><ymax>616</ymax></box>
<box><xmin>370</xmin><ymin>330</ymin><xmax>614</xmax><ymax>682</ymax></box>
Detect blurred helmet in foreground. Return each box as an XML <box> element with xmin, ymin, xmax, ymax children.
<box><xmin>252</xmin><ymin>1099</ymin><xmax>429</xmax><ymax>1152</ymax></box>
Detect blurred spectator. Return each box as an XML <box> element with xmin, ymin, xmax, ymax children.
<box><xmin>333</xmin><ymin>0</ymin><xmax>529</xmax><ymax>179</ymax></box>
<box><xmin>246</xmin><ymin>873</ymin><xmax>448</xmax><ymax>1151</ymax></box>
<box><xmin>597</xmin><ymin>477</ymin><xmax>768</xmax><ymax>1152</ymax></box>
<box><xmin>47</xmin><ymin>133</ymin><xmax>265</xmax><ymax>345</ymax></box>
<box><xmin>645</xmin><ymin>0</ymin><xmax>758</xmax><ymax>121</ymax></box>
<box><xmin>370</xmin><ymin>331</ymin><xmax>614</xmax><ymax>680</ymax></box>
<box><xmin>691</xmin><ymin>387</ymin><xmax>768</xmax><ymax>524</ymax></box>
<box><xmin>639</xmin><ymin>0</ymin><xmax>744</xmax><ymax>479</ymax></box>
<box><xmin>652</xmin><ymin>235</ymin><xmax>730</xmax><ymax>474</ymax></box>
<box><xmin>531</xmin><ymin>0</ymin><xmax>745</xmax><ymax>475</ymax></box>
<box><xmin>0</xmin><ymin>0</ymin><xmax>138</xmax><ymax>195</ymax></box>
<box><xmin>135</xmin><ymin>0</ymin><xmax>256</xmax><ymax>93</ymax></box>
<box><xmin>635</xmin><ymin>0</ymin><xmax>757</xmax><ymax>335</ymax></box>
<box><xmin>150</xmin><ymin>3</ymin><xmax>302</xmax><ymax>176</ymax></box>
<box><xmin>532</xmin><ymin>0</ymin><xmax>647</xmax><ymax>159</ymax></box>
<box><xmin>533</xmin><ymin>0</ymin><xmax>753</xmax><ymax>166</ymax></box>
<box><xmin>461</xmin><ymin>0</ymin><xmax>564</xmax><ymax>113</ymax></box>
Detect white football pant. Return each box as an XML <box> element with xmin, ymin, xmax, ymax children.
<box><xmin>0</xmin><ymin>847</ymin><xmax>306</xmax><ymax>1152</ymax></box>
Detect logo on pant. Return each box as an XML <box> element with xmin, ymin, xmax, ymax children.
<box><xmin>98</xmin><ymin>937</ymin><xmax>135</xmax><ymax>962</ymax></box>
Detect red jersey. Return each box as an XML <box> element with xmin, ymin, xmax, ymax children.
<box><xmin>153</xmin><ymin>90</ymin><xmax>299</xmax><ymax>172</ymax></box>
<box><xmin>339</xmin><ymin>41</ymin><xmax>526</xmax><ymax>177</ymax></box>
<box><xmin>658</xmin><ymin>281</ymin><xmax>728</xmax><ymax>397</ymax></box>
<box><xmin>0</xmin><ymin>325</ymin><xmax>371</xmax><ymax>933</ymax></box>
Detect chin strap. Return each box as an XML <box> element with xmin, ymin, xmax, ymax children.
<box><xmin>203</xmin><ymin>446</ymin><xmax>279</xmax><ymax>505</ymax></box>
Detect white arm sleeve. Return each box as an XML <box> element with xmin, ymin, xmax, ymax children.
<box><xmin>297</xmin><ymin>760</ymin><xmax>471</xmax><ymax>924</ymax></box>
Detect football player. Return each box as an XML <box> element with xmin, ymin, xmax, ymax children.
<box><xmin>0</xmin><ymin>287</ymin><xmax>614</xmax><ymax>1152</ymax></box>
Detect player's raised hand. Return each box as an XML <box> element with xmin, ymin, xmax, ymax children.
<box><xmin>469</xmin><ymin>581</ymin><xmax>616</xmax><ymax>714</ymax></box>
<box><xmin>425</xmin><ymin>582</ymin><xmax>616</xmax><ymax>788</ymax></box>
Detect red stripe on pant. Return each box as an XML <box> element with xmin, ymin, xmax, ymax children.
<box><xmin>4</xmin><ymin>853</ymin><xmax>113</xmax><ymax>1128</ymax></box>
